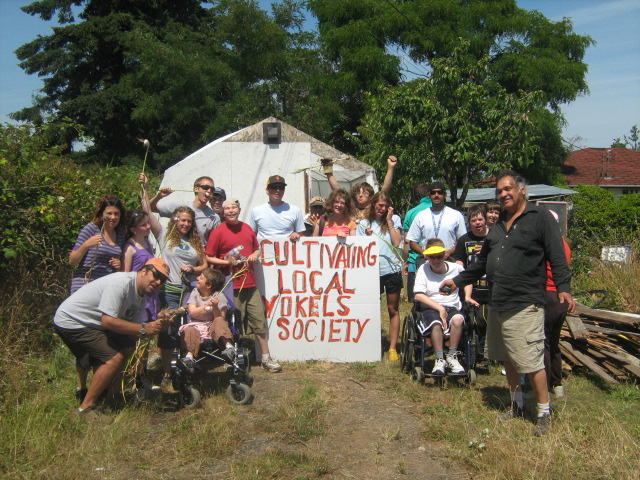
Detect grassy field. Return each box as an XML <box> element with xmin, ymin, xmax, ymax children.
<box><xmin>1</xmin><ymin>298</ymin><xmax>638</xmax><ymax>480</ymax></box>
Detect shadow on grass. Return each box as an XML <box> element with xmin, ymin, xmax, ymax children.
<box><xmin>479</xmin><ymin>385</ymin><xmax>511</xmax><ymax>412</ymax></box>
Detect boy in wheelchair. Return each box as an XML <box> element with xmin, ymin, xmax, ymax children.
<box><xmin>413</xmin><ymin>238</ymin><xmax>467</xmax><ymax>375</ymax></box>
<box><xmin>180</xmin><ymin>268</ymin><xmax>235</xmax><ymax>369</ymax></box>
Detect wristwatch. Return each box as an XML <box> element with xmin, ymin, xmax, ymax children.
<box><xmin>139</xmin><ymin>325</ymin><xmax>146</xmax><ymax>336</ymax></box>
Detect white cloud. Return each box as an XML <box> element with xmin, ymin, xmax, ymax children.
<box><xmin>563</xmin><ymin>0</ymin><xmax>640</xmax><ymax>27</ymax></box>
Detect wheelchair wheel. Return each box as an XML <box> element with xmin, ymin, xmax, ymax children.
<box><xmin>467</xmin><ymin>369</ymin><xmax>477</xmax><ymax>385</ymax></box>
<box><xmin>411</xmin><ymin>366</ymin><xmax>425</xmax><ymax>384</ymax></box>
<box><xmin>182</xmin><ymin>385</ymin><xmax>201</xmax><ymax>409</ymax></box>
<box><xmin>226</xmin><ymin>382</ymin><xmax>252</xmax><ymax>405</ymax></box>
<box><xmin>400</xmin><ymin>315</ymin><xmax>415</xmax><ymax>374</ymax></box>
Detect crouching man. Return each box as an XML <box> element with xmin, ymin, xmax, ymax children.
<box><xmin>53</xmin><ymin>258</ymin><xmax>170</xmax><ymax>424</ymax></box>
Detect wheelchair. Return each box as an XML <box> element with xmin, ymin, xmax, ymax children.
<box><xmin>168</xmin><ymin>306</ymin><xmax>253</xmax><ymax>408</ymax></box>
<box><xmin>400</xmin><ymin>301</ymin><xmax>478</xmax><ymax>385</ymax></box>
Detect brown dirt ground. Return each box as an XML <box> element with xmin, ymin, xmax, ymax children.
<box><xmin>215</xmin><ymin>363</ymin><xmax>471</xmax><ymax>480</ymax></box>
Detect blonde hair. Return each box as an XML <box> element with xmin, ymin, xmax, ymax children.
<box><xmin>425</xmin><ymin>237</ymin><xmax>445</xmax><ymax>249</ymax></box>
<box><xmin>166</xmin><ymin>206</ymin><xmax>203</xmax><ymax>257</ymax></box>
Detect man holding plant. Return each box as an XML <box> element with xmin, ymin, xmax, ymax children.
<box><xmin>149</xmin><ymin>175</ymin><xmax>220</xmax><ymax>246</ymax></box>
<box><xmin>53</xmin><ymin>258</ymin><xmax>169</xmax><ymax>424</ymax></box>
<box><xmin>206</xmin><ymin>198</ymin><xmax>282</xmax><ymax>373</ymax></box>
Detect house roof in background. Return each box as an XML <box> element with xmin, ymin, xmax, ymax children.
<box><xmin>462</xmin><ymin>185</ymin><xmax>577</xmax><ymax>203</ymax></box>
<box><xmin>563</xmin><ymin>148</ymin><xmax>640</xmax><ymax>187</ymax></box>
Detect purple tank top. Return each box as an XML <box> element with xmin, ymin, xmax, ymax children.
<box><xmin>128</xmin><ymin>239</ymin><xmax>158</xmax><ymax>321</ymax></box>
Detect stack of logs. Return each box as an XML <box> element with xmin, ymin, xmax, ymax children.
<box><xmin>560</xmin><ymin>304</ymin><xmax>640</xmax><ymax>384</ymax></box>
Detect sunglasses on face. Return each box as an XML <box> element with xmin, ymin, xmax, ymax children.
<box><xmin>430</xmin><ymin>190</ymin><xmax>445</xmax><ymax>196</ymax></box>
<box><xmin>268</xmin><ymin>185</ymin><xmax>285</xmax><ymax>191</ymax></box>
<box><xmin>196</xmin><ymin>184</ymin><xmax>215</xmax><ymax>191</ymax></box>
<box><xmin>150</xmin><ymin>268</ymin><xmax>168</xmax><ymax>283</ymax></box>
<box><xmin>428</xmin><ymin>254</ymin><xmax>444</xmax><ymax>260</ymax></box>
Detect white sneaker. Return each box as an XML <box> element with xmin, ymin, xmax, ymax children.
<box><xmin>552</xmin><ymin>385</ymin><xmax>565</xmax><ymax>398</ymax></box>
<box><xmin>262</xmin><ymin>357</ymin><xmax>282</xmax><ymax>373</ymax></box>
<box><xmin>183</xmin><ymin>354</ymin><xmax>195</xmax><ymax>371</ymax></box>
<box><xmin>222</xmin><ymin>346</ymin><xmax>236</xmax><ymax>362</ymax></box>
<box><xmin>446</xmin><ymin>353</ymin><xmax>465</xmax><ymax>374</ymax></box>
<box><xmin>431</xmin><ymin>358</ymin><xmax>446</xmax><ymax>375</ymax></box>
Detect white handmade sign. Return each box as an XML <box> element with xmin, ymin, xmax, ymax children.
<box><xmin>255</xmin><ymin>236</ymin><xmax>381</xmax><ymax>362</ymax></box>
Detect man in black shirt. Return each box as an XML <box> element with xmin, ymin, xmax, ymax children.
<box><xmin>441</xmin><ymin>171</ymin><xmax>575</xmax><ymax>436</ymax></box>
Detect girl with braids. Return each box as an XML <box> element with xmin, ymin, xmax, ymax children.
<box><xmin>312</xmin><ymin>188</ymin><xmax>357</xmax><ymax>237</ymax></box>
<box><xmin>141</xmin><ymin>179</ymin><xmax>207</xmax><ymax>388</ymax></box>
<box><xmin>357</xmin><ymin>191</ymin><xmax>403</xmax><ymax>362</ymax></box>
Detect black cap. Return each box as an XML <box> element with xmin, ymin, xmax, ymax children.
<box><xmin>212</xmin><ymin>187</ymin><xmax>226</xmax><ymax>200</ymax></box>
<box><xmin>428</xmin><ymin>181</ymin><xmax>446</xmax><ymax>193</ymax></box>
<box><xmin>267</xmin><ymin>175</ymin><xmax>287</xmax><ymax>187</ymax></box>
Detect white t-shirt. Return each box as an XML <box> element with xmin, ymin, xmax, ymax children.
<box><xmin>357</xmin><ymin>215</ymin><xmax>403</xmax><ymax>276</ymax></box>
<box><xmin>406</xmin><ymin>206</ymin><xmax>467</xmax><ymax>251</ymax></box>
<box><xmin>156</xmin><ymin>198</ymin><xmax>220</xmax><ymax>245</ymax></box>
<box><xmin>413</xmin><ymin>261</ymin><xmax>465</xmax><ymax>309</ymax></box>
<box><xmin>248</xmin><ymin>202</ymin><xmax>305</xmax><ymax>241</ymax></box>
<box><xmin>54</xmin><ymin>272</ymin><xmax>146</xmax><ymax>330</ymax></box>
<box><xmin>157</xmin><ymin>226</ymin><xmax>201</xmax><ymax>287</ymax></box>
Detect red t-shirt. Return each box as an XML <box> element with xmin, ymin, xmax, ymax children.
<box><xmin>546</xmin><ymin>239</ymin><xmax>572</xmax><ymax>292</ymax></box>
<box><xmin>206</xmin><ymin>221</ymin><xmax>259</xmax><ymax>290</ymax></box>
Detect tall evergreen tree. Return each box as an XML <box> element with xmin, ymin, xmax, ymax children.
<box><xmin>12</xmin><ymin>0</ymin><xmax>334</xmax><ymax>168</ymax></box>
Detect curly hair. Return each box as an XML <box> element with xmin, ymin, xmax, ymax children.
<box><xmin>324</xmin><ymin>188</ymin><xmax>355</xmax><ymax>219</ymax></box>
<box><xmin>166</xmin><ymin>206</ymin><xmax>203</xmax><ymax>257</ymax></box>
<box><xmin>92</xmin><ymin>195</ymin><xmax>126</xmax><ymax>231</ymax></box>
<box><xmin>365</xmin><ymin>191</ymin><xmax>394</xmax><ymax>235</ymax></box>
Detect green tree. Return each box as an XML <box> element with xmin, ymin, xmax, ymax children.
<box><xmin>308</xmin><ymin>0</ymin><xmax>593</xmax><ymax>185</ymax></box>
<box><xmin>611</xmin><ymin>125</ymin><xmax>639</xmax><ymax>150</ymax></box>
<box><xmin>12</xmin><ymin>0</ymin><xmax>335</xmax><ymax>168</ymax></box>
<box><xmin>357</xmin><ymin>41</ymin><xmax>541</xmax><ymax>209</ymax></box>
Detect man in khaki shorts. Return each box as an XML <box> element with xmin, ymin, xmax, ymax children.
<box><xmin>441</xmin><ymin>170</ymin><xmax>575</xmax><ymax>436</ymax></box>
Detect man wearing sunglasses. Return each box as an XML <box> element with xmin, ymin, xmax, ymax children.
<box><xmin>406</xmin><ymin>181</ymin><xmax>467</xmax><ymax>262</ymax></box>
<box><xmin>148</xmin><ymin>174</ymin><xmax>221</xmax><ymax>245</ymax></box>
<box><xmin>249</xmin><ymin>175</ymin><xmax>306</xmax><ymax>242</ymax></box>
<box><xmin>53</xmin><ymin>258</ymin><xmax>170</xmax><ymax>424</ymax></box>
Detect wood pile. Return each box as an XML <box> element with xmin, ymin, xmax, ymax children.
<box><xmin>559</xmin><ymin>303</ymin><xmax>640</xmax><ymax>384</ymax></box>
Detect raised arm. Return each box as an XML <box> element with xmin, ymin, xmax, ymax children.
<box><xmin>321</xmin><ymin>158</ymin><xmax>340</xmax><ymax>191</ymax></box>
<box><xmin>139</xmin><ymin>173</ymin><xmax>162</xmax><ymax>238</ymax></box>
<box><xmin>380</xmin><ymin>155</ymin><xmax>398</xmax><ymax>193</ymax></box>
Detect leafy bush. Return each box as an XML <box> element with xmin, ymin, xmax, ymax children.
<box><xmin>0</xmin><ymin>121</ymin><xmax>158</xmax><ymax>352</ymax></box>
<box><xmin>568</xmin><ymin>184</ymin><xmax>640</xmax><ymax>312</ymax></box>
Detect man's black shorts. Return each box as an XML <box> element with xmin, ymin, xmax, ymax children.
<box><xmin>54</xmin><ymin>324</ymin><xmax>136</xmax><ymax>367</ymax></box>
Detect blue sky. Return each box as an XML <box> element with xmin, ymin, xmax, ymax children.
<box><xmin>1</xmin><ymin>0</ymin><xmax>638</xmax><ymax>148</ymax></box>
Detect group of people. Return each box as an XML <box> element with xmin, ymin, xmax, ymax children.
<box><xmin>54</xmin><ymin>157</ymin><xmax>574</xmax><ymax>436</ymax></box>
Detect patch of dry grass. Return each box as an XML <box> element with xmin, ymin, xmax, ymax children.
<box><xmin>573</xmin><ymin>256</ymin><xmax>640</xmax><ymax>313</ymax></box>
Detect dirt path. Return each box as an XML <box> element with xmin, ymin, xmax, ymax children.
<box><xmin>222</xmin><ymin>363</ymin><xmax>470</xmax><ymax>480</ymax></box>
